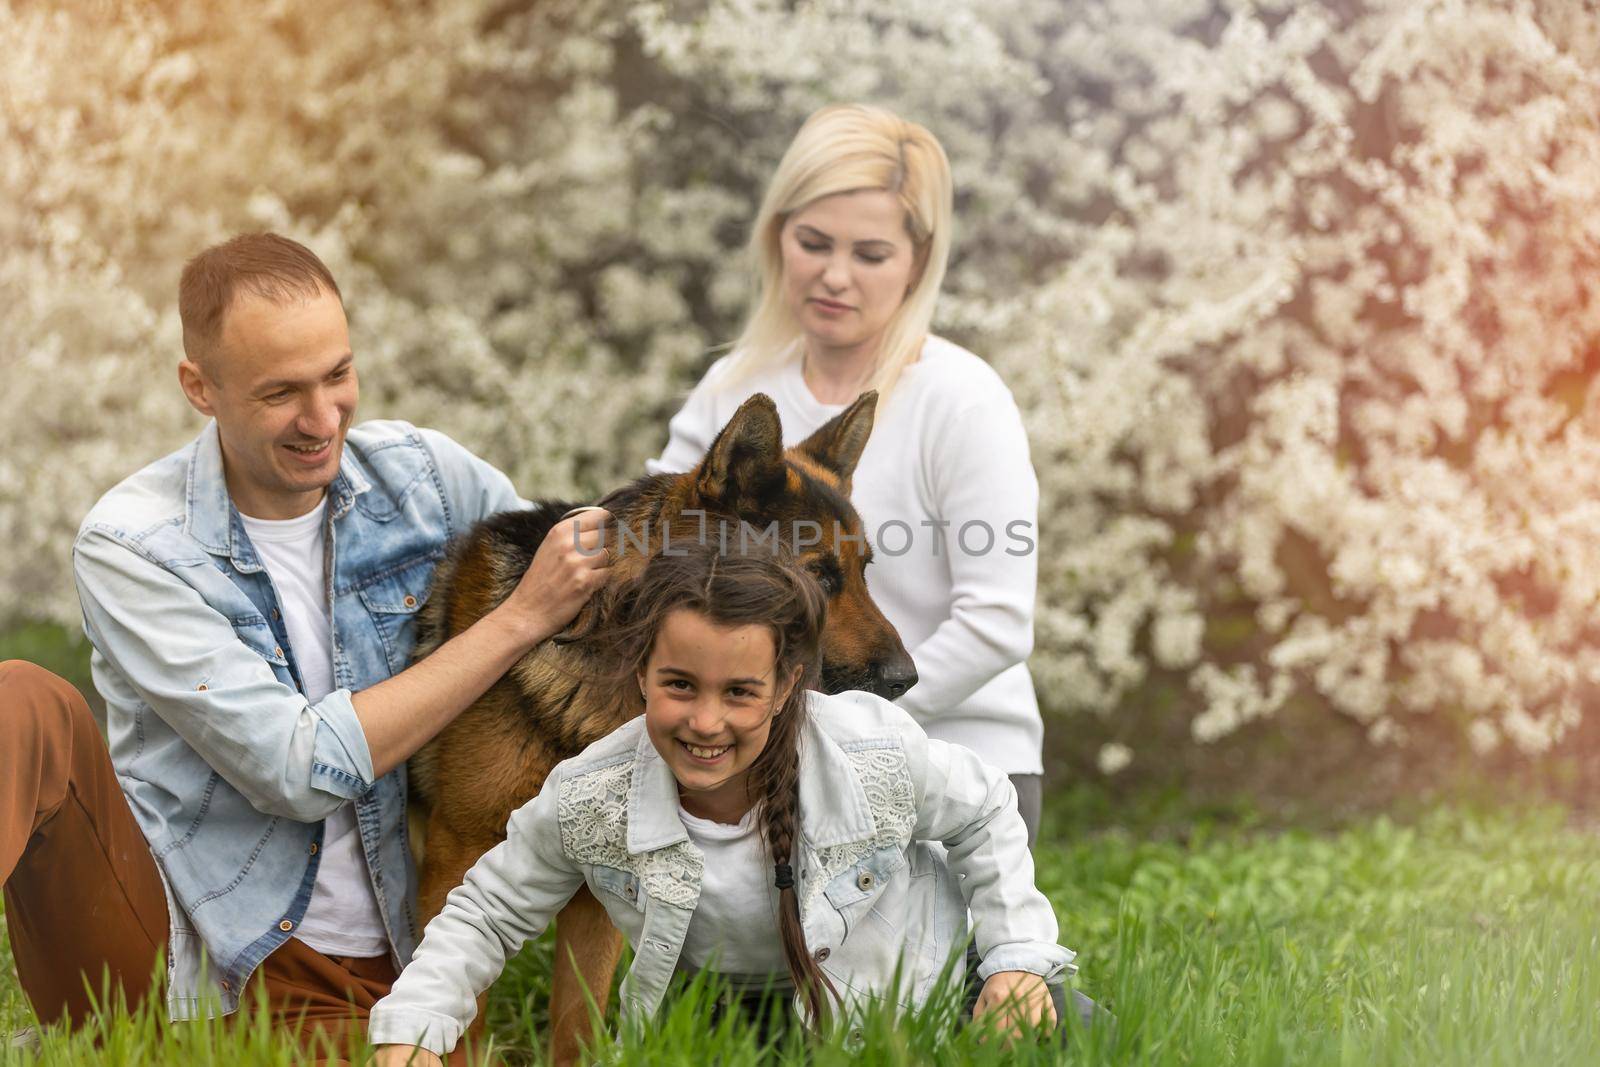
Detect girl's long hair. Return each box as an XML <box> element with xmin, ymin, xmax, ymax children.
<box><xmin>599</xmin><ymin>541</ymin><xmax>840</xmax><ymax>1024</ymax></box>
<box><xmin>719</xmin><ymin>102</ymin><xmax>955</xmax><ymax>411</ymax></box>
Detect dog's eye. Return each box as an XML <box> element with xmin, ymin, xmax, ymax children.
<box><xmin>808</xmin><ymin>559</ymin><xmax>843</xmax><ymax>596</ymax></box>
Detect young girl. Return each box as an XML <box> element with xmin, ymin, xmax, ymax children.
<box><xmin>369</xmin><ymin>544</ymin><xmax>1080</xmax><ymax>1063</ymax></box>
<box><xmin>648</xmin><ymin>104</ymin><xmax>1049</xmax><ymax>842</ymax></box>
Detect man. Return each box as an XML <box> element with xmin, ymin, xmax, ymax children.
<box><xmin>0</xmin><ymin>232</ymin><xmax>606</xmax><ymax>1057</ymax></box>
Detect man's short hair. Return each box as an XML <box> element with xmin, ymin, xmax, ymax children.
<box><xmin>178</xmin><ymin>232</ymin><xmax>343</xmax><ymax>369</ymax></box>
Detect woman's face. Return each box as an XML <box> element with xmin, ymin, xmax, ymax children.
<box><xmin>779</xmin><ymin>189</ymin><xmax>918</xmax><ymax>365</ymax></box>
<box><xmin>639</xmin><ymin>608</ymin><xmax>798</xmax><ymax>823</ymax></box>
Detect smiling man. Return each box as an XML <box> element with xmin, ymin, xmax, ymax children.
<box><xmin>0</xmin><ymin>232</ymin><xmax>608</xmax><ymax>1058</ymax></box>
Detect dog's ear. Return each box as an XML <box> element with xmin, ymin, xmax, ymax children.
<box><xmin>793</xmin><ymin>391</ymin><xmax>876</xmax><ymax>492</ymax></box>
<box><xmin>694</xmin><ymin>393</ymin><xmax>788</xmax><ymax>513</ymax></box>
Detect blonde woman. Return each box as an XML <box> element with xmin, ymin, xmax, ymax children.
<box><xmin>649</xmin><ymin>104</ymin><xmax>1046</xmax><ymax>842</ymax></box>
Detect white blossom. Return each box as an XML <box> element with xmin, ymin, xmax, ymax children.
<box><xmin>1097</xmin><ymin>742</ymin><xmax>1133</xmax><ymax>776</ymax></box>
<box><xmin>7</xmin><ymin>0</ymin><xmax>1600</xmax><ymax>761</ymax></box>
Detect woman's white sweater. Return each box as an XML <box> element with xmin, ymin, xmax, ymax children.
<box><xmin>649</xmin><ymin>336</ymin><xmax>1043</xmax><ymax>774</ymax></box>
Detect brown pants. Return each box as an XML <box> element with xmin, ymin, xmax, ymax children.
<box><xmin>0</xmin><ymin>661</ymin><xmax>469</xmax><ymax>1063</ymax></box>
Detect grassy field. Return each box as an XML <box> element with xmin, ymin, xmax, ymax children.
<box><xmin>4</xmin><ymin>792</ymin><xmax>1599</xmax><ymax>1065</ymax></box>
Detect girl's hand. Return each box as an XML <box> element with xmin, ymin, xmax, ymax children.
<box><xmin>371</xmin><ymin>1045</ymin><xmax>444</xmax><ymax>1067</ymax></box>
<box><xmin>973</xmin><ymin>970</ymin><xmax>1057</xmax><ymax>1042</ymax></box>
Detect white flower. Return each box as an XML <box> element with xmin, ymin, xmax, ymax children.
<box><xmin>1467</xmin><ymin>719</ymin><xmax>1500</xmax><ymax>755</ymax></box>
<box><xmin>1097</xmin><ymin>742</ymin><xmax>1133</xmax><ymax>776</ymax></box>
<box><xmin>1152</xmin><ymin>611</ymin><xmax>1204</xmax><ymax>669</ymax></box>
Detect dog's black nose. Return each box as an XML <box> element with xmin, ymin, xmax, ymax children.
<box><xmin>874</xmin><ymin>657</ymin><xmax>918</xmax><ymax>701</ymax></box>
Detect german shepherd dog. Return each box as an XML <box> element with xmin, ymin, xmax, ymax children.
<box><xmin>408</xmin><ymin>392</ymin><xmax>916</xmax><ymax>1063</ymax></box>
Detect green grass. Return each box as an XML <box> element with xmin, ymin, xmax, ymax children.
<box><xmin>4</xmin><ymin>799</ymin><xmax>1599</xmax><ymax>1064</ymax></box>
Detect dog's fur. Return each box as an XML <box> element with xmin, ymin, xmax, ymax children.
<box><xmin>407</xmin><ymin>392</ymin><xmax>915</xmax><ymax>1063</ymax></box>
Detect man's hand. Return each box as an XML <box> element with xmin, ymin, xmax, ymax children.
<box><xmin>973</xmin><ymin>970</ymin><xmax>1056</xmax><ymax>1043</ymax></box>
<box><xmin>494</xmin><ymin>507</ymin><xmax>611</xmax><ymax>645</ymax></box>
<box><xmin>371</xmin><ymin>1044</ymin><xmax>443</xmax><ymax>1067</ymax></box>
<box><xmin>352</xmin><ymin>507</ymin><xmax>612</xmax><ymax>779</ymax></box>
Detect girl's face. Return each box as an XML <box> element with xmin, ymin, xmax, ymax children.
<box><xmin>779</xmin><ymin>189</ymin><xmax>918</xmax><ymax>366</ymax></box>
<box><xmin>639</xmin><ymin>608</ymin><xmax>799</xmax><ymax>823</ymax></box>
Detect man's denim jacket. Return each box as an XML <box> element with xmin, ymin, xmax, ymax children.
<box><xmin>72</xmin><ymin>419</ymin><xmax>523</xmax><ymax>1019</ymax></box>
<box><xmin>367</xmin><ymin>691</ymin><xmax>1075</xmax><ymax>1055</ymax></box>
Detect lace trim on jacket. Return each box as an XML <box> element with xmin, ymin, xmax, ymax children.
<box><xmin>557</xmin><ymin>759</ymin><xmax>704</xmax><ymax>909</ymax></box>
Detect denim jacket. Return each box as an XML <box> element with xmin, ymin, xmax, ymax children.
<box><xmin>72</xmin><ymin>419</ymin><xmax>523</xmax><ymax>1019</ymax></box>
<box><xmin>366</xmin><ymin>690</ymin><xmax>1074</xmax><ymax>1055</ymax></box>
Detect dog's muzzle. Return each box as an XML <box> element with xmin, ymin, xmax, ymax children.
<box><xmin>821</xmin><ymin>655</ymin><xmax>918</xmax><ymax>701</ymax></box>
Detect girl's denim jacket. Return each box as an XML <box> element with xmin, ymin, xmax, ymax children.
<box><xmin>368</xmin><ymin>690</ymin><xmax>1074</xmax><ymax>1054</ymax></box>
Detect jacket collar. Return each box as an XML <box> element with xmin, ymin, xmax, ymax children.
<box><xmin>623</xmin><ymin>694</ymin><xmax>878</xmax><ymax>855</ymax></box>
<box><xmin>795</xmin><ymin>705</ymin><xmax>878</xmax><ymax>848</ymax></box>
<box><xmin>627</xmin><ymin>733</ymin><xmax>691</xmax><ymax>854</ymax></box>
<box><xmin>184</xmin><ymin>420</ymin><xmax>372</xmax><ymax>561</ymax></box>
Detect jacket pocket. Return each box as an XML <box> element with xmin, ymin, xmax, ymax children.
<box><xmin>356</xmin><ymin>557</ymin><xmax>438</xmax><ymax>673</ymax></box>
<box><xmin>590</xmin><ymin>864</ymin><xmax>647</xmax><ymax>914</ymax></box>
<box><xmin>822</xmin><ymin>845</ymin><xmax>907</xmax><ymax>940</ymax></box>
<box><xmin>231</xmin><ymin>617</ymin><xmax>289</xmax><ymax>668</ymax></box>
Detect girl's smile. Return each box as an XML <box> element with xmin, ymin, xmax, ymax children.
<box><xmin>679</xmin><ymin>740</ymin><xmax>732</xmax><ymax>762</ymax></box>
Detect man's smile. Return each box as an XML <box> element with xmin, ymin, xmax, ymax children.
<box><xmin>283</xmin><ymin>439</ymin><xmax>333</xmax><ymax>464</ymax></box>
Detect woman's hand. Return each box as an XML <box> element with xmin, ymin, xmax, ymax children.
<box><xmin>973</xmin><ymin>969</ymin><xmax>1057</xmax><ymax>1042</ymax></box>
<box><xmin>371</xmin><ymin>1044</ymin><xmax>444</xmax><ymax>1067</ymax></box>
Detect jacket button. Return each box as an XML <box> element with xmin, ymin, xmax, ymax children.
<box><xmin>624</xmin><ymin>883</ymin><xmax>637</xmax><ymax>900</ymax></box>
<box><xmin>196</xmin><ymin>683</ymin><xmax>208</xmax><ymax>692</ymax></box>
<box><xmin>271</xmin><ymin>609</ymin><xmax>280</xmax><ymax>621</ymax></box>
<box><xmin>220</xmin><ymin>980</ymin><xmax>231</xmax><ymax>993</ymax></box>
<box><xmin>279</xmin><ymin>919</ymin><xmax>294</xmax><ymax>932</ymax></box>
<box><xmin>856</xmin><ymin>870</ymin><xmax>875</xmax><ymax>891</ymax></box>
<box><xmin>273</xmin><ymin>646</ymin><xmax>284</xmax><ymax>658</ymax></box>
<box><xmin>403</xmin><ymin>594</ymin><xmax>417</xmax><ymax>608</ymax></box>
<box><xmin>813</xmin><ymin>947</ymin><xmax>830</xmax><ymax>963</ymax></box>
<box><xmin>309</xmin><ymin>842</ymin><xmax>318</xmax><ymax>856</ymax></box>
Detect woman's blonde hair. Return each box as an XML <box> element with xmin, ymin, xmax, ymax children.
<box><xmin>722</xmin><ymin>103</ymin><xmax>954</xmax><ymax>406</ymax></box>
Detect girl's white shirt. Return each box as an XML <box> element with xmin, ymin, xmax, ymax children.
<box><xmin>368</xmin><ymin>690</ymin><xmax>1072</xmax><ymax>1055</ymax></box>
<box><xmin>674</xmin><ymin>803</ymin><xmax>788</xmax><ymax>977</ymax></box>
<box><xmin>648</xmin><ymin>336</ymin><xmax>1043</xmax><ymax>774</ymax></box>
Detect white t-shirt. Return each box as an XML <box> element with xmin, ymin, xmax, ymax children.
<box><xmin>649</xmin><ymin>337</ymin><xmax>1043</xmax><ymax>774</ymax></box>
<box><xmin>240</xmin><ymin>500</ymin><xmax>390</xmax><ymax>958</ymax></box>
<box><xmin>676</xmin><ymin>803</ymin><xmax>789</xmax><ymax>978</ymax></box>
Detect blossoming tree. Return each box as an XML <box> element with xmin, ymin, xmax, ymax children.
<box><xmin>6</xmin><ymin>0</ymin><xmax>1598</xmax><ymax>764</ymax></box>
